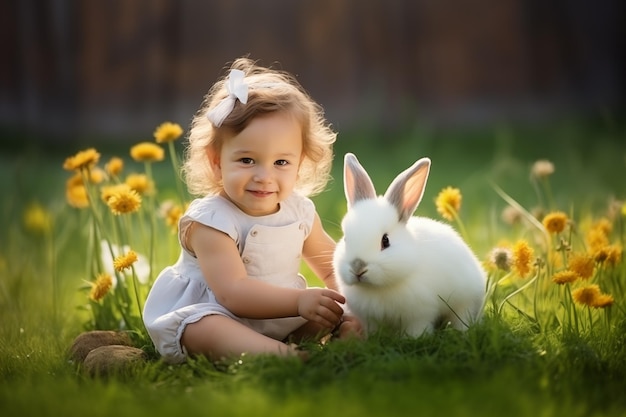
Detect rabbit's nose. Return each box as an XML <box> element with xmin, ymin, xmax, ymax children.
<box><xmin>350</xmin><ymin>258</ymin><xmax>368</xmax><ymax>282</ymax></box>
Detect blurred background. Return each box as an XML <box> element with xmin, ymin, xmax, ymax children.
<box><xmin>1</xmin><ymin>0</ymin><xmax>624</xmax><ymax>148</ymax></box>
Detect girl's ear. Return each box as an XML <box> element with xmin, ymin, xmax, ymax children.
<box><xmin>207</xmin><ymin>148</ymin><xmax>222</xmax><ymax>180</ymax></box>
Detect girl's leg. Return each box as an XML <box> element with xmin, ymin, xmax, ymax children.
<box><xmin>181</xmin><ymin>314</ymin><xmax>297</xmax><ymax>361</ymax></box>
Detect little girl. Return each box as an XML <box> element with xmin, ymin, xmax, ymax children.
<box><xmin>143</xmin><ymin>57</ymin><xmax>360</xmax><ymax>363</ymax></box>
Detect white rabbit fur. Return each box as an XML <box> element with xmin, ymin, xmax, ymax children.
<box><xmin>333</xmin><ymin>153</ymin><xmax>487</xmax><ymax>337</ymax></box>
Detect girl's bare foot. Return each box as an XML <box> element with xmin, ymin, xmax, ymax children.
<box><xmin>334</xmin><ymin>315</ymin><xmax>364</xmax><ymax>340</ymax></box>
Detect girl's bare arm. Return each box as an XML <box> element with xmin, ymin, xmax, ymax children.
<box><xmin>302</xmin><ymin>212</ymin><xmax>339</xmax><ymax>291</ymax></box>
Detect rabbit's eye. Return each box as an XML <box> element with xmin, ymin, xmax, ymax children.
<box><xmin>381</xmin><ymin>233</ymin><xmax>390</xmax><ymax>250</ymax></box>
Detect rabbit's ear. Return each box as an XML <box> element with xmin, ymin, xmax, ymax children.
<box><xmin>384</xmin><ymin>158</ymin><xmax>431</xmax><ymax>223</ymax></box>
<box><xmin>344</xmin><ymin>153</ymin><xmax>376</xmax><ymax>208</ymax></box>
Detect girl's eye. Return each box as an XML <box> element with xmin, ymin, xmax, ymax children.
<box><xmin>275</xmin><ymin>160</ymin><xmax>289</xmax><ymax>166</ymax></box>
<box><xmin>381</xmin><ymin>233</ymin><xmax>390</xmax><ymax>250</ymax></box>
<box><xmin>240</xmin><ymin>158</ymin><xmax>254</xmax><ymax>165</ymax></box>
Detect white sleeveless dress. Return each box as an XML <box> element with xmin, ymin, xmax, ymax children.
<box><xmin>143</xmin><ymin>193</ymin><xmax>314</xmax><ymax>363</ymax></box>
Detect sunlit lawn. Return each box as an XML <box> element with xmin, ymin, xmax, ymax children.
<box><xmin>1</xmin><ymin>116</ymin><xmax>625</xmax><ymax>417</ymax></box>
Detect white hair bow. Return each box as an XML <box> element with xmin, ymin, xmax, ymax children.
<box><xmin>206</xmin><ymin>69</ymin><xmax>249</xmax><ymax>127</ymax></box>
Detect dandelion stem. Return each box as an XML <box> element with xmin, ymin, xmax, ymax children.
<box><xmin>531</xmin><ymin>177</ymin><xmax>545</xmax><ymax>210</ymax></box>
<box><xmin>448</xmin><ymin>204</ymin><xmax>469</xmax><ymax>243</ymax></box>
<box><xmin>497</xmin><ymin>273</ymin><xmax>538</xmax><ymax>316</ymax></box>
<box><xmin>541</xmin><ymin>177</ymin><xmax>556</xmax><ymax>210</ymax></box>
<box><xmin>167</xmin><ymin>141</ymin><xmax>187</xmax><ymax>206</ymax></box>
<box><xmin>131</xmin><ymin>265</ymin><xmax>144</xmax><ymax>324</ymax></box>
<box><xmin>532</xmin><ymin>262</ymin><xmax>542</xmax><ymax>332</ymax></box>
<box><xmin>144</xmin><ymin>162</ymin><xmax>157</xmax><ymax>284</ymax></box>
<box><xmin>111</xmin><ymin>216</ymin><xmax>134</xmax><ymax>323</ymax></box>
<box><xmin>566</xmin><ymin>285</ymin><xmax>579</xmax><ymax>334</ymax></box>
<box><xmin>81</xmin><ymin>167</ymin><xmax>116</xmax><ymax>275</ymax></box>
<box><xmin>605</xmin><ymin>305</ymin><xmax>612</xmax><ymax>330</ymax></box>
<box><xmin>486</xmin><ymin>271</ymin><xmax>513</xmax><ymax>316</ymax></box>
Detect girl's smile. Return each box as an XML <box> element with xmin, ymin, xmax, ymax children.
<box><xmin>248</xmin><ymin>190</ymin><xmax>275</xmax><ymax>197</ymax></box>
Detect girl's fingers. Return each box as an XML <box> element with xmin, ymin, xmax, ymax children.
<box><xmin>325</xmin><ymin>289</ymin><xmax>346</xmax><ymax>304</ymax></box>
<box><xmin>323</xmin><ymin>296</ymin><xmax>344</xmax><ymax>317</ymax></box>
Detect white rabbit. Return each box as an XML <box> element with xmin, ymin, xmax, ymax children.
<box><xmin>333</xmin><ymin>153</ymin><xmax>487</xmax><ymax>337</ymax></box>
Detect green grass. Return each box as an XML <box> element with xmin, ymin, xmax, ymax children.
<box><xmin>1</xmin><ymin>116</ymin><xmax>626</xmax><ymax>416</ymax></box>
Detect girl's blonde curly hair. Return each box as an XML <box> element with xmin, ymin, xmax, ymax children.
<box><xmin>182</xmin><ymin>57</ymin><xmax>336</xmax><ymax>197</ymax></box>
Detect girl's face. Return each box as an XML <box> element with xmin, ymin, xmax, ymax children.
<box><xmin>211</xmin><ymin>112</ymin><xmax>303</xmax><ymax>216</ymax></box>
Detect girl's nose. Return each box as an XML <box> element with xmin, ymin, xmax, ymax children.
<box><xmin>253</xmin><ymin>165</ymin><xmax>272</xmax><ymax>182</ymax></box>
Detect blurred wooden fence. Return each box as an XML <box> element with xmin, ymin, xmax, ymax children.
<box><xmin>0</xmin><ymin>0</ymin><xmax>623</xmax><ymax>141</ymax></box>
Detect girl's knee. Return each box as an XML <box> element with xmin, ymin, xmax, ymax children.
<box><xmin>180</xmin><ymin>315</ymin><xmax>224</xmax><ymax>356</ymax></box>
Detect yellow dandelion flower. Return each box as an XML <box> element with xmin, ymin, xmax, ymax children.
<box><xmin>63</xmin><ymin>148</ymin><xmax>101</xmax><ymax>171</ymax></box>
<box><xmin>435</xmin><ymin>186</ymin><xmax>462</xmax><ymax>221</ymax></box>
<box><xmin>105</xmin><ymin>157</ymin><xmax>124</xmax><ymax>177</ymax></box>
<box><xmin>572</xmin><ymin>285</ymin><xmax>613</xmax><ymax>309</ymax></box>
<box><xmin>593</xmin><ymin>244</ymin><xmax>622</xmax><ymax>266</ymax></box>
<box><xmin>552</xmin><ymin>270</ymin><xmax>578</xmax><ymax>285</ymax></box>
<box><xmin>113</xmin><ymin>250</ymin><xmax>138</xmax><ymax>272</ymax></box>
<box><xmin>106</xmin><ymin>188</ymin><xmax>142</xmax><ymax>215</ymax></box>
<box><xmin>66</xmin><ymin>184</ymin><xmax>89</xmax><ymax>208</ymax></box>
<box><xmin>568</xmin><ymin>252</ymin><xmax>595</xmax><ymax>280</ymax></box>
<box><xmin>488</xmin><ymin>247</ymin><xmax>513</xmax><ymax>272</ymax></box>
<box><xmin>23</xmin><ymin>203</ymin><xmax>52</xmax><ymax>234</ymax></box>
<box><xmin>89</xmin><ymin>167</ymin><xmax>106</xmax><ymax>184</ymax></box>
<box><xmin>125</xmin><ymin>173</ymin><xmax>154</xmax><ymax>195</ymax></box>
<box><xmin>592</xmin><ymin>218</ymin><xmax>612</xmax><ymax>236</ymax></box>
<box><xmin>622</xmin><ymin>203</ymin><xmax>626</xmax><ymax>217</ymax></box>
<box><xmin>530</xmin><ymin>160</ymin><xmax>555</xmax><ymax>179</ymax></box>
<box><xmin>586</xmin><ymin>228</ymin><xmax>610</xmax><ymax>253</ymax></box>
<box><xmin>166</xmin><ymin>205</ymin><xmax>183</xmax><ymax>231</ymax></box>
<box><xmin>66</xmin><ymin>172</ymin><xmax>83</xmax><ymax>188</ymax></box>
<box><xmin>90</xmin><ymin>273</ymin><xmax>113</xmax><ymax>301</ymax></box>
<box><xmin>130</xmin><ymin>142</ymin><xmax>164</xmax><ymax>162</ymax></box>
<box><xmin>159</xmin><ymin>200</ymin><xmax>184</xmax><ymax>232</ymax></box>
<box><xmin>153</xmin><ymin>122</ymin><xmax>184</xmax><ymax>143</ymax></box>
<box><xmin>606</xmin><ymin>245</ymin><xmax>622</xmax><ymax>266</ymax></box>
<box><xmin>593</xmin><ymin>247</ymin><xmax>609</xmax><ymax>264</ymax></box>
<box><xmin>101</xmin><ymin>183</ymin><xmax>131</xmax><ymax>203</ymax></box>
<box><xmin>572</xmin><ymin>285</ymin><xmax>601</xmax><ymax>307</ymax></box>
<box><xmin>542</xmin><ymin>211</ymin><xmax>568</xmax><ymax>234</ymax></box>
<box><xmin>512</xmin><ymin>240</ymin><xmax>534</xmax><ymax>278</ymax></box>
<box><xmin>591</xmin><ymin>293</ymin><xmax>614</xmax><ymax>308</ymax></box>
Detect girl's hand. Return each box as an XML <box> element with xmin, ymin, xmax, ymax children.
<box><xmin>297</xmin><ymin>288</ymin><xmax>345</xmax><ymax>328</ymax></box>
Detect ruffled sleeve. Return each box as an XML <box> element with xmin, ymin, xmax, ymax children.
<box><xmin>178</xmin><ymin>197</ymin><xmax>240</xmax><ymax>255</ymax></box>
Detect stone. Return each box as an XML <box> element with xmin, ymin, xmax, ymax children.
<box><xmin>82</xmin><ymin>345</ymin><xmax>146</xmax><ymax>376</ymax></box>
<box><xmin>69</xmin><ymin>330</ymin><xmax>133</xmax><ymax>363</ymax></box>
